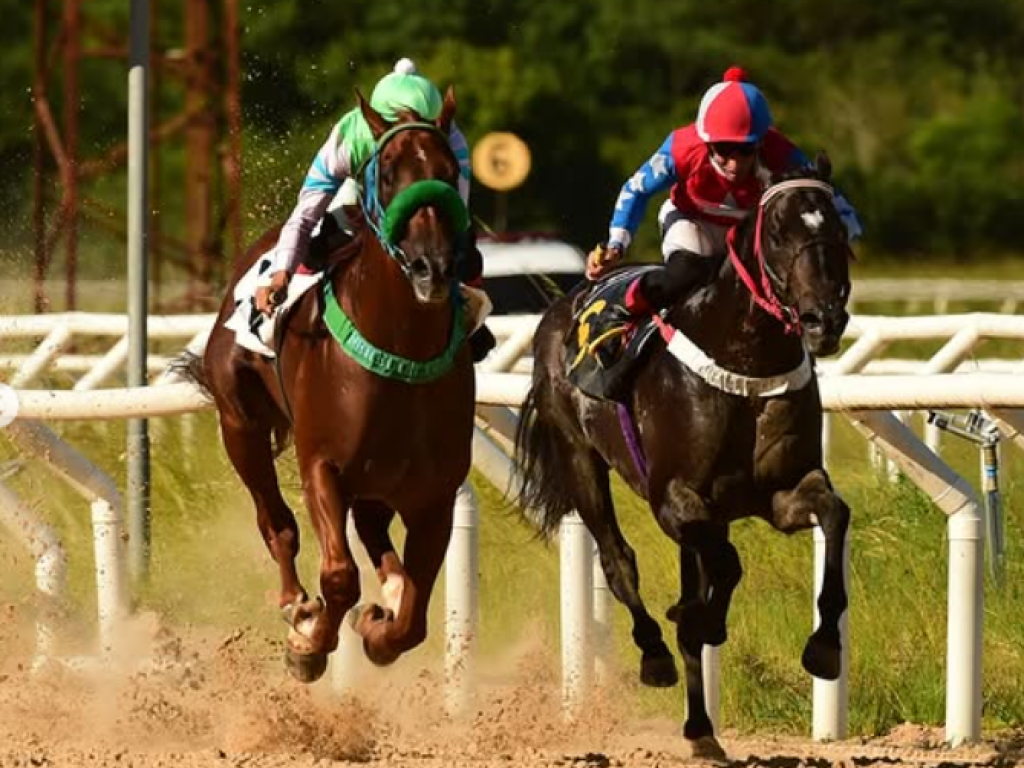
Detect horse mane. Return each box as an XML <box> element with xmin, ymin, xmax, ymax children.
<box><xmin>772</xmin><ymin>152</ymin><xmax>832</xmax><ymax>186</ymax></box>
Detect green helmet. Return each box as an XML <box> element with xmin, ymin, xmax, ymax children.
<box><xmin>370</xmin><ymin>58</ymin><xmax>443</xmax><ymax>121</ymax></box>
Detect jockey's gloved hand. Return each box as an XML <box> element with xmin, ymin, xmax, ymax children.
<box><xmin>586</xmin><ymin>242</ymin><xmax>623</xmax><ymax>281</ymax></box>
<box><xmin>255</xmin><ymin>270</ymin><xmax>291</xmax><ymax>316</ymax></box>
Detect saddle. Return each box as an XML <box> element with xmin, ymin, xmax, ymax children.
<box><xmin>564</xmin><ymin>266</ymin><xmax>665</xmax><ymax>402</ymax></box>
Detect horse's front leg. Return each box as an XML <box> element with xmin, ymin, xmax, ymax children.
<box><xmin>352</xmin><ymin>492</ymin><xmax>455</xmax><ymax>667</ymax></box>
<box><xmin>283</xmin><ymin>456</ymin><xmax>360</xmax><ymax>683</ymax></box>
<box><xmin>654</xmin><ymin>484</ymin><xmax>737</xmax><ymax>759</ymax></box>
<box><xmin>771</xmin><ymin>468</ymin><xmax>850</xmax><ymax>681</ymax></box>
<box><xmin>352</xmin><ymin>499</ymin><xmax>406</xmax><ymax>620</ymax></box>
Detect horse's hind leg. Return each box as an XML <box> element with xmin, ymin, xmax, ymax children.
<box><xmin>219</xmin><ymin>412</ymin><xmax>305</xmax><ymax>608</ymax></box>
<box><xmin>573</xmin><ymin>450</ymin><xmax>678</xmax><ymax>687</ymax></box>
<box><xmin>772</xmin><ymin>468</ymin><xmax>850</xmax><ymax>681</ymax></box>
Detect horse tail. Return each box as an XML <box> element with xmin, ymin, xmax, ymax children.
<box><xmin>169</xmin><ymin>350</ymin><xmax>292</xmax><ymax>458</ymax></box>
<box><xmin>169</xmin><ymin>350</ymin><xmax>212</xmax><ymax>398</ymax></box>
<box><xmin>514</xmin><ymin>381</ymin><xmax>579</xmax><ymax>539</ymax></box>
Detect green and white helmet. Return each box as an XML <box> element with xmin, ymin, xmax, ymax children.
<box><xmin>370</xmin><ymin>58</ymin><xmax>443</xmax><ymax>121</ymax></box>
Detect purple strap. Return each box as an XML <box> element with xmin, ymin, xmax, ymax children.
<box><xmin>617</xmin><ymin>402</ymin><xmax>649</xmax><ymax>482</ymax></box>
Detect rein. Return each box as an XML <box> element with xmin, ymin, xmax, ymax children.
<box><xmin>726</xmin><ymin>178</ymin><xmax>835</xmax><ymax>335</ymax></box>
<box><xmin>358</xmin><ymin>122</ymin><xmax>470</xmax><ymax>275</ymax></box>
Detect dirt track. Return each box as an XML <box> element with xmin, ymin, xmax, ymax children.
<box><xmin>0</xmin><ymin>612</ymin><xmax>1018</xmax><ymax>768</ymax></box>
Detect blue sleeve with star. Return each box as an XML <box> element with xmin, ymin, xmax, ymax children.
<box><xmin>607</xmin><ymin>133</ymin><xmax>678</xmax><ymax>250</ymax></box>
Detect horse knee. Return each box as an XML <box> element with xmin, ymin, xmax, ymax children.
<box><xmin>703</xmin><ymin>541</ymin><xmax>742</xmax><ymax>590</ymax></box>
<box><xmin>269</xmin><ymin>524</ymin><xmax>300</xmax><ymax>561</ymax></box>
<box><xmin>772</xmin><ymin>470</ymin><xmax>847</xmax><ymax>533</ymax></box>
<box><xmin>320</xmin><ymin>560</ymin><xmax>360</xmax><ymax>604</ymax></box>
<box><xmin>819</xmin><ymin>494</ymin><xmax>850</xmax><ymax>534</ymax></box>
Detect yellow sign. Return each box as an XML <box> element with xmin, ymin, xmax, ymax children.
<box><xmin>472</xmin><ymin>132</ymin><xmax>531</xmax><ymax>192</ymax></box>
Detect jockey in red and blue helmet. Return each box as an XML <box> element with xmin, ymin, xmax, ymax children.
<box><xmin>588</xmin><ymin>66</ymin><xmax>861</xmax><ymax>316</ymax></box>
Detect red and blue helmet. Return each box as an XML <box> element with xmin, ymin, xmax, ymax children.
<box><xmin>695</xmin><ymin>66</ymin><xmax>773</xmax><ymax>144</ymax></box>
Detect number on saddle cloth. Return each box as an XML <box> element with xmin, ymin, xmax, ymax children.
<box><xmin>564</xmin><ymin>266</ymin><xmax>664</xmax><ymax>403</ymax></box>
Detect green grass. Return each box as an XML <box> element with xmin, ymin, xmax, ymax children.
<box><xmin>1</xmin><ymin>410</ymin><xmax>1021</xmax><ymax>737</ymax></box>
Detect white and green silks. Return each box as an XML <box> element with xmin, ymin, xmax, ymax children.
<box><xmin>265</xmin><ymin>59</ymin><xmax>470</xmax><ymax>284</ymax></box>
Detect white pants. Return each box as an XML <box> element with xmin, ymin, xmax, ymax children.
<box><xmin>657</xmin><ymin>199</ymin><xmax>731</xmax><ymax>261</ymax></box>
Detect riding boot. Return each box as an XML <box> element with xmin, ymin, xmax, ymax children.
<box><xmin>304</xmin><ymin>212</ymin><xmax>353</xmax><ymax>272</ymax></box>
<box><xmin>457</xmin><ymin>225</ymin><xmax>496</xmax><ymax>363</ymax></box>
<box><xmin>456</xmin><ymin>225</ymin><xmax>484</xmax><ymax>289</ymax></box>
<box><xmin>469</xmin><ymin>324</ymin><xmax>496</xmax><ymax>362</ymax></box>
<box><xmin>625</xmin><ymin>249</ymin><xmax>719</xmax><ymax>316</ymax></box>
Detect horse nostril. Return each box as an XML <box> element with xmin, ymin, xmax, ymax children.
<box><xmin>410</xmin><ymin>257</ymin><xmax>431</xmax><ymax>278</ymax></box>
<box><xmin>800</xmin><ymin>311</ymin><xmax>824</xmax><ymax>332</ymax></box>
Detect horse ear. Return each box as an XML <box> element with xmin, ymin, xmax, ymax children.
<box><xmin>437</xmin><ymin>85</ymin><xmax>456</xmax><ymax>132</ymax></box>
<box><xmin>356</xmin><ymin>88</ymin><xmax>390</xmax><ymax>139</ymax></box>
<box><xmin>814</xmin><ymin>151</ymin><xmax>833</xmax><ymax>183</ymax></box>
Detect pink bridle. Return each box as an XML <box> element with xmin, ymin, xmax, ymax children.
<box><xmin>726</xmin><ymin>179</ymin><xmax>835</xmax><ymax>335</ymax></box>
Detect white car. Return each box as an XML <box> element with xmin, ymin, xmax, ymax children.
<box><xmin>478</xmin><ymin>234</ymin><xmax>587</xmax><ymax>315</ymax></box>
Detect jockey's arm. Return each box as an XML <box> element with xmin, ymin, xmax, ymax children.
<box><xmin>267</xmin><ymin>125</ymin><xmax>353</xmax><ymax>283</ymax></box>
<box><xmin>607</xmin><ymin>133</ymin><xmax>678</xmax><ymax>252</ymax></box>
<box><xmin>448</xmin><ymin>121</ymin><xmax>472</xmax><ymax>205</ymax></box>
<box><xmin>447</xmin><ymin>120</ymin><xmax>484</xmax><ymax>286</ymax></box>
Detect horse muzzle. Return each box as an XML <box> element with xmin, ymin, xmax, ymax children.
<box><xmin>408</xmin><ymin>255</ymin><xmax>453</xmax><ymax>304</ymax></box>
<box><xmin>800</xmin><ymin>306</ymin><xmax>849</xmax><ymax>357</ymax></box>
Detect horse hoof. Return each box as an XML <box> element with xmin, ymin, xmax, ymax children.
<box><xmin>284</xmin><ymin>647</ymin><xmax>329</xmax><ymax>683</ymax></box>
<box><xmin>640</xmin><ymin>651</ymin><xmax>678</xmax><ymax>687</ymax></box>
<box><xmin>801</xmin><ymin>631</ymin><xmax>841</xmax><ymax>680</ymax></box>
<box><xmin>687</xmin><ymin>735</ymin><xmax>727</xmax><ymax>762</ymax></box>
<box><xmin>362</xmin><ymin>636</ymin><xmax>401</xmax><ymax>668</ymax></box>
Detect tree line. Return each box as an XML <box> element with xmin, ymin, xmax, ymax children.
<box><xmin>3</xmin><ymin>0</ymin><xmax>1023</xmax><ymax>269</ymax></box>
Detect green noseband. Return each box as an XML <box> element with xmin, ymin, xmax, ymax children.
<box><xmin>380</xmin><ymin>179</ymin><xmax>469</xmax><ymax>246</ymax></box>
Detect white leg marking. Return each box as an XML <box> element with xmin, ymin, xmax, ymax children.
<box><xmin>382</xmin><ymin>573</ymin><xmax>404</xmax><ymax>616</ymax></box>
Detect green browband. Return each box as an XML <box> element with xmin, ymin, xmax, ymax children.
<box><xmin>381</xmin><ymin>179</ymin><xmax>469</xmax><ymax>246</ymax></box>
<box><xmin>322</xmin><ymin>279</ymin><xmax>466</xmax><ymax>383</ymax></box>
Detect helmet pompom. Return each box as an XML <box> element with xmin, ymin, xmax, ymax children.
<box><xmin>723</xmin><ymin>66</ymin><xmax>747</xmax><ymax>82</ymax></box>
<box><xmin>394</xmin><ymin>57</ymin><xmax>417</xmax><ymax>75</ymax></box>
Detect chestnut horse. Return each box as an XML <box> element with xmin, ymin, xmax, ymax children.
<box><xmin>515</xmin><ymin>158</ymin><xmax>852</xmax><ymax>756</ymax></box>
<box><xmin>185</xmin><ymin>90</ymin><xmax>475</xmax><ymax>683</ymax></box>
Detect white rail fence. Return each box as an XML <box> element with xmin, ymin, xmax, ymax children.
<box><xmin>2</xmin><ymin>311</ymin><xmax>1023</xmax><ymax>745</ymax></box>
<box><xmin>849</xmin><ymin>278</ymin><xmax>1024</xmax><ymax>315</ymax></box>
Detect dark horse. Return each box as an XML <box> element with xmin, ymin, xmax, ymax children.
<box><xmin>515</xmin><ymin>158</ymin><xmax>852</xmax><ymax>757</ymax></box>
<box><xmin>185</xmin><ymin>89</ymin><xmax>475</xmax><ymax>683</ymax></box>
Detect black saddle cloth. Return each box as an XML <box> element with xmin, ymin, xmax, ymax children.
<box><xmin>564</xmin><ymin>265</ymin><xmax>665</xmax><ymax>402</ymax></box>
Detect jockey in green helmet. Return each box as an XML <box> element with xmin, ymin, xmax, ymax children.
<box><xmin>256</xmin><ymin>59</ymin><xmax>472</xmax><ymax>303</ymax></box>
<box><xmin>255</xmin><ymin>59</ymin><xmax>494</xmax><ymax>359</ymax></box>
